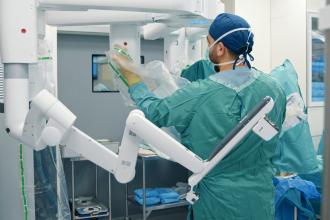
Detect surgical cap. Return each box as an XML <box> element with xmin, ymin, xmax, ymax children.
<box><xmin>209</xmin><ymin>13</ymin><xmax>254</xmax><ymax>56</ymax></box>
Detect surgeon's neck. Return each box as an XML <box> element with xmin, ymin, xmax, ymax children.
<box><xmin>216</xmin><ymin>63</ymin><xmax>247</xmax><ymax>72</ymax></box>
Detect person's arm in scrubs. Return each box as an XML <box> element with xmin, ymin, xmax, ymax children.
<box><xmin>128</xmin><ymin>81</ymin><xmax>200</xmax><ymax>129</ymax></box>
<box><xmin>112</xmin><ymin>50</ymin><xmax>199</xmax><ymax>129</ymax></box>
<box><xmin>181</xmin><ymin>60</ymin><xmax>215</xmax><ymax>82</ymax></box>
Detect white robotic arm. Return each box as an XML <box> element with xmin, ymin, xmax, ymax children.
<box><xmin>17</xmin><ymin>88</ymin><xmax>203</xmax><ymax>185</ymax></box>
<box><xmin>19</xmin><ymin>89</ymin><xmax>140</xmax><ymax>184</ymax></box>
<box><xmin>120</xmin><ymin>96</ymin><xmax>278</xmax><ymax>204</ymax></box>
<box><xmin>4</xmin><ymin>80</ymin><xmax>278</xmax><ymax>203</ymax></box>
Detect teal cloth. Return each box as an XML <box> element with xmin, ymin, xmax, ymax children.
<box><xmin>300</xmin><ymin>135</ymin><xmax>324</xmax><ymax>216</ymax></box>
<box><xmin>157</xmin><ymin>188</ymin><xmax>180</xmax><ymax>204</ymax></box>
<box><xmin>299</xmin><ymin>156</ymin><xmax>323</xmax><ymax>190</ymax></box>
<box><xmin>155</xmin><ymin>188</ymin><xmax>176</xmax><ymax>194</ymax></box>
<box><xmin>134</xmin><ymin>188</ymin><xmax>180</xmax><ymax>205</ymax></box>
<box><xmin>161</xmin><ymin>197</ymin><xmax>180</xmax><ymax>204</ymax></box>
<box><xmin>270</xmin><ymin>59</ymin><xmax>318</xmax><ymax>174</ymax></box>
<box><xmin>134</xmin><ymin>195</ymin><xmax>160</xmax><ymax>206</ymax></box>
<box><xmin>159</xmin><ymin>192</ymin><xmax>179</xmax><ymax>200</ymax></box>
<box><xmin>134</xmin><ymin>188</ymin><xmax>158</xmax><ymax>198</ymax></box>
<box><xmin>181</xmin><ymin>60</ymin><xmax>215</xmax><ymax>82</ymax></box>
<box><xmin>156</xmin><ymin>188</ymin><xmax>180</xmax><ymax>199</ymax></box>
<box><xmin>129</xmin><ymin>67</ymin><xmax>286</xmax><ymax>220</ymax></box>
<box><xmin>274</xmin><ymin>176</ymin><xmax>320</xmax><ymax>220</ymax></box>
<box><xmin>317</xmin><ymin>132</ymin><xmax>324</xmax><ymax>155</ymax></box>
<box><xmin>270</xmin><ymin>60</ymin><xmax>302</xmax><ymax>96</ymax></box>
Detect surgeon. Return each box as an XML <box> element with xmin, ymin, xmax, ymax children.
<box><xmin>180</xmin><ymin>59</ymin><xmax>215</xmax><ymax>82</ymax></box>
<box><xmin>179</xmin><ymin>34</ymin><xmax>217</xmax><ymax>81</ymax></box>
<box><xmin>113</xmin><ymin>13</ymin><xmax>286</xmax><ymax>220</ymax></box>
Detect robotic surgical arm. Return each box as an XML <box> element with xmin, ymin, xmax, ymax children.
<box><xmin>0</xmin><ymin>0</ymin><xmax>279</xmax><ymax>206</ymax></box>
<box><xmin>18</xmin><ymin>89</ymin><xmax>277</xmax><ymax>204</ymax></box>
<box><xmin>121</xmin><ymin>96</ymin><xmax>278</xmax><ymax>204</ymax></box>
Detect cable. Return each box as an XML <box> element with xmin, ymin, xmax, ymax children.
<box><xmin>19</xmin><ymin>144</ymin><xmax>28</xmax><ymax>220</ymax></box>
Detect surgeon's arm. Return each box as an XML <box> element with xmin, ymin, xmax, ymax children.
<box><xmin>181</xmin><ymin>60</ymin><xmax>215</xmax><ymax>82</ymax></box>
<box><xmin>181</xmin><ymin>60</ymin><xmax>203</xmax><ymax>82</ymax></box>
<box><xmin>128</xmin><ymin>82</ymin><xmax>200</xmax><ymax>129</ymax></box>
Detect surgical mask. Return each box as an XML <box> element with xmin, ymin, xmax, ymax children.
<box><xmin>206</xmin><ymin>27</ymin><xmax>252</xmax><ymax>68</ymax></box>
<box><xmin>205</xmin><ymin>47</ymin><xmax>245</xmax><ymax>72</ymax></box>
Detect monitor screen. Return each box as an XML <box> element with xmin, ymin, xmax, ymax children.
<box><xmin>92</xmin><ymin>54</ymin><xmax>118</xmax><ymax>93</ymax></box>
<box><xmin>92</xmin><ymin>54</ymin><xmax>145</xmax><ymax>93</ymax></box>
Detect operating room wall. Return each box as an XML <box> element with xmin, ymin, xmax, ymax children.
<box><xmin>58</xmin><ymin>34</ymin><xmax>130</xmax><ymax>140</ymax></box>
<box><xmin>235</xmin><ymin>0</ymin><xmax>272</xmax><ymax>72</ymax></box>
<box><xmin>57</xmin><ymin>34</ymin><xmax>188</xmax><ymax>218</ymax></box>
<box><xmin>57</xmin><ymin>34</ymin><xmax>168</xmax><ymax>140</ymax></box>
<box><xmin>308</xmin><ymin>0</ymin><xmax>326</xmax><ymax>11</ymax></box>
<box><xmin>270</xmin><ymin>0</ymin><xmax>307</xmax><ymax>99</ymax></box>
<box><xmin>270</xmin><ymin>0</ymin><xmax>324</xmax><ymax>148</ymax></box>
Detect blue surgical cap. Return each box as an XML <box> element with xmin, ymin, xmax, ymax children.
<box><xmin>209</xmin><ymin>13</ymin><xmax>254</xmax><ymax>56</ymax></box>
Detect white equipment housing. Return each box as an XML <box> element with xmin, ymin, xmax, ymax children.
<box><xmin>0</xmin><ymin>0</ymin><xmax>279</xmax><ymax>206</ymax></box>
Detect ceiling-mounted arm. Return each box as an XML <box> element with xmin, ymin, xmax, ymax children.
<box><xmin>45</xmin><ymin>10</ymin><xmax>170</xmax><ymax>26</ymax></box>
<box><xmin>38</xmin><ymin>0</ymin><xmax>202</xmax><ymax>14</ymax></box>
<box><xmin>41</xmin><ymin>0</ymin><xmax>224</xmax><ymax>29</ymax></box>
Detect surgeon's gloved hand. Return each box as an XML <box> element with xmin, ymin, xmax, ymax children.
<box><xmin>111</xmin><ymin>44</ymin><xmax>141</xmax><ymax>86</ymax></box>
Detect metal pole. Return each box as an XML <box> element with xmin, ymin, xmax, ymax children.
<box><xmin>143</xmin><ymin>159</ymin><xmax>146</xmax><ymax>220</ymax></box>
<box><xmin>56</xmin><ymin>147</ymin><xmax>61</xmax><ymax>220</ymax></box>
<box><xmin>109</xmin><ymin>173</ymin><xmax>112</xmax><ymax>220</ymax></box>
<box><xmin>71</xmin><ymin>160</ymin><xmax>75</xmax><ymax>220</ymax></box>
<box><xmin>125</xmin><ymin>183</ymin><xmax>129</xmax><ymax>220</ymax></box>
<box><xmin>96</xmin><ymin>165</ymin><xmax>98</xmax><ymax>197</ymax></box>
<box><xmin>322</xmin><ymin>1</ymin><xmax>330</xmax><ymax>219</ymax></box>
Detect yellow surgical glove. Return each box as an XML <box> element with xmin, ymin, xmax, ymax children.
<box><xmin>120</xmin><ymin>68</ymin><xmax>141</xmax><ymax>87</ymax></box>
<box><xmin>111</xmin><ymin>44</ymin><xmax>141</xmax><ymax>86</ymax></box>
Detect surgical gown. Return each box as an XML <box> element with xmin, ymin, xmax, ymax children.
<box><xmin>129</xmin><ymin>67</ymin><xmax>286</xmax><ymax>220</ymax></box>
<box><xmin>181</xmin><ymin>60</ymin><xmax>215</xmax><ymax>82</ymax></box>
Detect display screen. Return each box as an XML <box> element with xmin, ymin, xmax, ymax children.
<box><xmin>92</xmin><ymin>54</ymin><xmax>118</xmax><ymax>93</ymax></box>
<box><xmin>92</xmin><ymin>54</ymin><xmax>145</xmax><ymax>93</ymax></box>
<box><xmin>311</xmin><ymin>17</ymin><xmax>326</xmax><ymax>102</ymax></box>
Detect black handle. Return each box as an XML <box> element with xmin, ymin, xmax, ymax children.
<box><xmin>207</xmin><ymin>97</ymin><xmax>272</xmax><ymax>161</ymax></box>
